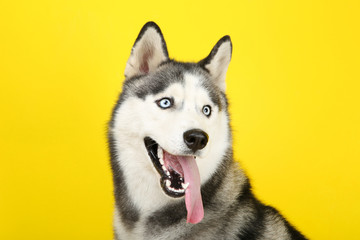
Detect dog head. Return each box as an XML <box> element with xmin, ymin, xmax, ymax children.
<box><xmin>110</xmin><ymin>22</ymin><xmax>232</xmax><ymax>223</ymax></box>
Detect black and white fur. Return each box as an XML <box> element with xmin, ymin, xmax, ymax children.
<box><xmin>108</xmin><ymin>22</ymin><xmax>307</xmax><ymax>240</ymax></box>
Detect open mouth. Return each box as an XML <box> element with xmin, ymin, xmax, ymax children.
<box><xmin>144</xmin><ymin>136</ymin><xmax>205</xmax><ymax>224</ymax></box>
<box><xmin>144</xmin><ymin>137</ymin><xmax>189</xmax><ymax>197</ymax></box>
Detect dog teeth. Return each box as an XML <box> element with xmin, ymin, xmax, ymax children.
<box><xmin>167</xmin><ymin>185</ymin><xmax>185</xmax><ymax>193</ymax></box>
<box><xmin>171</xmin><ymin>188</ymin><xmax>185</xmax><ymax>193</ymax></box>
<box><xmin>165</xmin><ymin>179</ymin><xmax>187</xmax><ymax>194</ymax></box>
<box><xmin>181</xmin><ymin>182</ymin><xmax>189</xmax><ymax>190</ymax></box>
<box><xmin>165</xmin><ymin>179</ymin><xmax>171</xmax><ymax>187</ymax></box>
<box><xmin>157</xmin><ymin>146</ymin><xmax>169</xmax><ymax>175</ymax></box>
<box><xmin>162</xmin><ymin>166</ymin><xmax>169</xmax><ymax>174</ymax></box>
<box><xmin>159</xmin><ymin>158</ymin><xmax>164</xmax><ymax>165</ymax></box>
<box><xmin>157</xmin><ymin>146</ymin><xmax>164</xmax><ymax>164</ymax></box>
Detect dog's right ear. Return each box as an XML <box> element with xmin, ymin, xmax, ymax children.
<box><xmin>124</xmin><ymin>22</ymin><xmax>169</xmax><ymax>78</ymax></box>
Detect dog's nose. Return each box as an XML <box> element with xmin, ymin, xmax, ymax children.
<box><xmin>183</xmin><ymin>129</ymin><xmax>208</xmax><ymax>153</ymax></box>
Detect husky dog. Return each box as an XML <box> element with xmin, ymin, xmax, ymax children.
<box><xmin>108</xmin><ymin>22</ymin><xmax>307</xmax><ymax>240</ymax></box>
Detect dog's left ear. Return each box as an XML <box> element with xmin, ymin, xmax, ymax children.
<box><xmin>125</xmin><ymin>22</ymin><xmax>169</xmax><ymax>78</ymax></box>
<box><xmin>199</xmin><ymin>36</ymin><xmax>232</xmax><ymax>91</ymax></box>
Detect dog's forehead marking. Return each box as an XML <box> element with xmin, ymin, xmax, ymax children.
<box><xmin>157</xmin><ymin>82</ymin><xmax>184</xmax><ymax>100</ymax></box>
<box><xmin>152</xmin><ymin>72</ymin><xmax>215</xmax><ymax>108</ymax></box>
<box><xmin>183</xmin><ymin>73</ymin><xmax>201</xmax><ymax>92</ymax></box>
<box><xmin>183</xmin><ymin>73</ymin><xmax>209</xmax><ymax>107</ymax></box>
<box><xmin>122</xmin><ymin>63</ymin><xmax>223</xmax><ymax>110</ymax></box>
<box><xmin>183</xmin><ymin>72</ymin><xmax>220</xmax><ymax>109</ymax></box>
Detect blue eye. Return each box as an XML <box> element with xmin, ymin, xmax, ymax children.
<box><xmin>156</xmin><ymin>97</ymin><xmax>173</xmax><ymax>109</ymax></box>
<box><xmin>202</xmin><ymin>105</ymin><xmax>211</xmax><ymax>117</ymax></box>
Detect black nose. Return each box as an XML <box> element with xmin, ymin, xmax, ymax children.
<box><xmin>183</xmin><ymin>129</ymin><xmax>209</xmax><ymax>153</ymax></box>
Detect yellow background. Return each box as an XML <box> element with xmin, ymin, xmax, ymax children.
<box><xmin>1</xmin><ymin>0</ymin><xmax>359</xmax><ymax>239</ymax></box>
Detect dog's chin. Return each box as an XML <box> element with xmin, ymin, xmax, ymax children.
<box><xmin>144</xmin><ymin>137</ymin><xmax>194</xmax><ymax>198</ymax></box>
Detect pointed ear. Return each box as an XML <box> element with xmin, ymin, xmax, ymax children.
<box><xmin>124</xmin><ymin>22</ymin><xmax>169</xmax><ymax>78</ymax></box>
<box><xmin>199</xmin><ymin>36</ymin><xmax>232</xmax><ymax>91</ymax></box>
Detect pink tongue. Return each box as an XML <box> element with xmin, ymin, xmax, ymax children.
<box><xmin>175</xmin><ymin>156</ymin><xmax>204</xmax><ymax>224</ymax></box>
<box><xmin>163</xmin><ymin>152</ymin><xmax>204</xmax><ymax>224</ymax></box>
